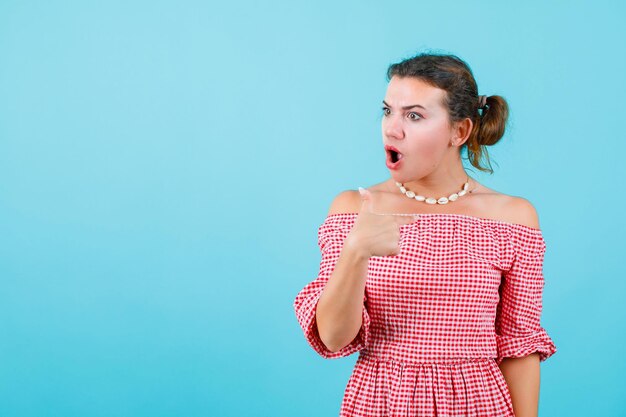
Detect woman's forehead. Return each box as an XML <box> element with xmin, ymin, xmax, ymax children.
<box><xmin>385</xmin><ymin>77</ymin><xmax>446</xmax><ymax>109</ymax></box>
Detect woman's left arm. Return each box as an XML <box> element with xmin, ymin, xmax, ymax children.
<box><xmin>495</xmin><ymin>199</ymin><xmax>557</xmax><ymax>416</ymax></box>
<box><xmin>499</xmin><ymin>353</ymin><xmax>540</xmax><ymax>417</ymax></box>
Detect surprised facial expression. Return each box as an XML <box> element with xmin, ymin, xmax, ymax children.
<box><xmin>382</xmin><ymin>76</ymin><xmax>455</xmax><ymax>180</ymax></box>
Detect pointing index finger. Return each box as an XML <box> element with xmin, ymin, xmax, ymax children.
<box><xmin>372</xmin><ymin>212</ymin><xmax>420</xmax><ymax>224</ymax></box>
<box><xmin>394</xmin><ymin>213</ymin><xmax>420</xmax><ymax>225</ymax></box>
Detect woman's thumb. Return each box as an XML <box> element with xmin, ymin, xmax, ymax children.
<box><xmin>358</xmin><ymin>187</ymin><xmax>373</xmax><ymax>213</ymax></box>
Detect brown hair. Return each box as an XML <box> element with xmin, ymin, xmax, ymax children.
<box><xmin>386</xmin><ymin>52</ymin><xmax>509</xmax><ymax>174</ymax></box>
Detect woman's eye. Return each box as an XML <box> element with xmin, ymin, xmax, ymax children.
<box><xmin>381</xmin><ymin>107</ymin><xmax>421</xmax><ymax>120</ymax></box>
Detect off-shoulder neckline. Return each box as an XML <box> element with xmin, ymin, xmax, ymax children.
<box><xmin>323</xmin><ymin>212</ymin><xmax>543</xmax><ymax>234</ymax></box>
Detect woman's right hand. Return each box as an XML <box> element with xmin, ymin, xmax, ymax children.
<box><xmin>344</xmin><ymin>187</ymin><xmax>418</xmax><ymax>258</ymax></box>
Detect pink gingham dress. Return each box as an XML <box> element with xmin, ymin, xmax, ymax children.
<box><xmin>294</xmin><ymin>212</ymin><xmax>557</xmax><ymax>417</ymax></box>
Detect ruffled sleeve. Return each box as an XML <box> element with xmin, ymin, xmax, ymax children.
<box><xmin>293</xmin><ymin>214</ymin><xmax>370</xmax><ymax>359</ymax></box>
<box><xmin>495</xmin><ymin>226</ymin><xmax>557</xmax><ymax>365</ymax></box>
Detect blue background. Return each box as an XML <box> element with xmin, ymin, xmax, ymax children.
<box><xmin>1</xmin><ymin>1</ymin><xmax>624</xmax><ymax>416</ymax></box>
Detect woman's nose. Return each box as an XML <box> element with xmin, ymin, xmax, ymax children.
<box><xmin>384</xmin><ymin>116</ymin><xmax>404</xmax><ymax>139</ymax></box>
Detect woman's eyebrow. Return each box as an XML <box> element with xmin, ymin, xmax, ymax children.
<box><xmin>382</xmin><ymin>100</ymin><xmax>427</xmax><ymax>110</ymax></box>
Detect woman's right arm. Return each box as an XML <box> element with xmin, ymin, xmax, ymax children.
<box><xmin>315</xmin><ymin>232</ymin><xmax>370</xmax><ymax>353</ymax></box>
<box><xmin>314</xmin><ymin>187</ymin><xmax>411</xmax><ymax>353</ymax></box>
<box><xmin>314</xmin><ymin>190</ymin><xmax>368</xmax><ymax>352</ymax></box>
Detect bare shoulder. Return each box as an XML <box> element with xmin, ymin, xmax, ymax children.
<box><xmin>472</xmin><ymin>182</ymin><xmax>540</xmax><ymax>229</ymax></box>
<box><xmin>326</xmin><ymin>189</ymin><xmax>362</xmax><ymax>216</ymax></box>
<box><xmin>500</xmin><ymin>195</ymin><xmax>541</xmax><ymax>229</ymax></box>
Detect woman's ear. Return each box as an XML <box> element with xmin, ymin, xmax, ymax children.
<box><xmin>450</xmin><ymin>117</ymin><xmax>473</xmax><ymax>147</ymax></box>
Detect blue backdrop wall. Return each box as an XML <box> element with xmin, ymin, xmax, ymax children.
<box><xmin>1</xmin><ymin>1</ymin><xmax>624</xmax><ymax>416</ymax></box>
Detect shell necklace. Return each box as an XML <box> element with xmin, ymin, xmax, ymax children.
<box><xmin>395</xmin><ymin>175</ymin><xmax>471</xmax><ymax>205</ymax></box>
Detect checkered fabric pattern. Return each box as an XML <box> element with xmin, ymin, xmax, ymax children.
<box><xmin>294</xmin><ymin>212</ymin><xmax>557</xmax><ymax>417</ymax></box>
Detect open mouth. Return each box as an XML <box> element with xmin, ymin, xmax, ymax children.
<box><xmin>388</xmin><ymin>149</ymin><xmax>403</xmax><ymax>163</ymax></box>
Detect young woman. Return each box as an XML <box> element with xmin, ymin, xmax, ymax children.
<box><xmin>294</xmin><ymin>52</ymin><xmax>557</xmax><ymax>417</ymax></box>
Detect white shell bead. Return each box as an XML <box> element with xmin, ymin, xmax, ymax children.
<box><xmin>400</xmin><ymin>186</ymin><xmax>407</xmax><ymax>193</ymax></box>
<box><xmin>458</xmin><ymin>189</ymin><xmax>467</xmax><ymax>196</ymax></box>
<box><xmin>425</xmin><ymin>197</ymin><xmax>437</xmax><ymax>204</ymax></box>
<box><xmin>463</xmin><ymin>182</ymin><xmax>469</xmax><ymax>191</ymax></box>
<box><xmin>449</xmin><ymin>193</ymin><xmax>459</xmax><ymax>201</ymax></box>
<box><xmin>415</xmin><ymin>195</ymin><xmax>426</xmax><ymax>201</ymax></box>
<box><xmin>437</xmin><ymin>197</ymin><xmax>449</xmax><ymax>204</ymax></box>
<box><xmin>406</xmin><ymin>191</ymin><xmax>415</xmax><ymax>198</ymax></box>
